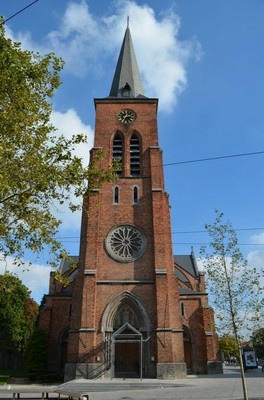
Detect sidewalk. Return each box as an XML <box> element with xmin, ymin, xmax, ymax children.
<box><xmin>0</xmin><ymin>366</ymin><xmax>263</xmax><ymax>400</ymax></box>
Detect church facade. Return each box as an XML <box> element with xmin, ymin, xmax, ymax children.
<box><xmin>39</xmin><ymin>27</ymin><xmax>221</xmax><ymax>380</ymax></box>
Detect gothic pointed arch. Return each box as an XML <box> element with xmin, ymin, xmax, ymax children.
<box><xmin>101</xmin><ymin>291</ymin><xmax>150</xmax><ymax>335</ymax></box>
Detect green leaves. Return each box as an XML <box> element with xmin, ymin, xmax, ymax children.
<box><xmin>0</xmin><ymin>273</ymin><xmax>38</xmax><ymax>352</ymax></box>
<box><xmin>0</xmin><ymin>25</ymin><xmax>116</xmax><ymax>270</ymax></box>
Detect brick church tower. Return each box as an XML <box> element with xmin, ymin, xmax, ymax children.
<box><xmin>39</xmin><ymin>26</ymin><xmax>221</xmax><ymax>380</ymax></box>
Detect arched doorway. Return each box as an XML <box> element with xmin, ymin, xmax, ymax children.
<box><xmin>101</xmin><ymin>291</ymin><xmax>150</xmax><ymax>378</ymax></box>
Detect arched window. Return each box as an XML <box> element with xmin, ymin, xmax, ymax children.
<box><xmin>132</xmin><ymin>186</ymin><xmax>139</xmax><ymax>205</ymax></box>
<box><xmin>113</xmin><ymin>186</ymin><xmax>120</xmax><ymax>204</ymax></box>
<box><xmin>113</xmin><ymin>132</ymin><xmax>123</xmax><ymax>176</ymax></box>
<box><xmin>122</xmin><ymin>83</ymin><xmax>131</xmax><ymax>97</ymax></box>
<box><xmin>130</xmin><ymin>132</ymin><xmax>140</xmax><ymax>176</ymax></box>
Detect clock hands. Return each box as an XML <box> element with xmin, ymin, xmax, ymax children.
<box><xmin>121</xmin><ymin>111</ymin><xmax>129</xmax><ymax>122</ymax></box>
<box><xmin>117</xmin><ymin>109</ymin><xmax>136</xmax><ymax>124</ymax></box>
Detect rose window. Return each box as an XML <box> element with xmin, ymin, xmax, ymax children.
<box><xmin>105</xmin><ymin>224</ymin><xmax>146</xmax><ymax>262</ymax></box>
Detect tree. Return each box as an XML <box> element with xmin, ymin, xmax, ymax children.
<box><xmin>0</xmin><ymin>272</ymin><xmax>39</xmax><ymax>352</ymax></box>
<box><xmin>252</xmin><ymin>327</ymin><xmax>264</xmax><ymax>358</ymax></box>
<box><xmin>253</xmin><ymin>327</ymin><xmax>264</xmax><ymax>343</ymax></box>
<box><xmin>25</xmin><ymin>329</ymin><xmax>48</xmax><ymax>376</ymax></box>
<box><xmin>200</xmin><ymin>210</ymin><xmax>264</xmax><ymax>400</ymax></box>
<box><xmin>0</xmin><ymin>23</ymin><xmax>115</xmax><ymax>270</ymax></box>
<box><xmin>219</xmin><ymin>334</ymin><xmax>239</xmax><ymax>360</ymax></box>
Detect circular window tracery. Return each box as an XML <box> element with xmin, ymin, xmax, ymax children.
<box><xmin>105</xmin><ymin>224</ymin><xmax>146</xmax><ymax>262</ymax></box>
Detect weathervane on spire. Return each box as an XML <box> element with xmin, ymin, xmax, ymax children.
<box><xmin>127</xmin><ymin>16</ymin><xmax>129</xmax><ymax>28</ymax></box>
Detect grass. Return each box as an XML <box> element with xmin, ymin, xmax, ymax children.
<box><xmin>0</xmin><ymin>377</ymin><xmax>8</xmax><ymax>385</ymax></box>
<box><xmin>0</xmin><ymin>368</ymin><xmax>28</xmax><ymax>384</ymax></box>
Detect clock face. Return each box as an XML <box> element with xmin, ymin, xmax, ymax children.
<box><xmin>117</xmin><ymin>109</ymin><xmax>136</xmax><ymax>124</ymax></box>
<box><xmin>105</xmin><ymin>224</ymin><xmax>146</xmax><ymax>262</ymax></box>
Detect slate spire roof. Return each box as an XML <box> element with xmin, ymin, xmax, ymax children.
<box><xmin>109</xmin><ymin>25</ymin><xmax>145</xmax><ymax>98</ymax></box>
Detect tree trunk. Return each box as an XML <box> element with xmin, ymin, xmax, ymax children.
<box><xmin>238</xmin><ymin>347</ymin><xmax>248</xmax><ymax>400</ymax></box>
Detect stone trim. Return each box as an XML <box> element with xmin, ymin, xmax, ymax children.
<box><xmin>97</xmin><ymin>280</ymin><xmax>154</xmax><ymax>285</ymax></box>
<box><xmin>68</xmin><ymin>328</ymin><xmax>96</xmax><ymax>333</ymax></box>
<box><xmin>152</xmin><ymin>188</ymin><xmax>162</xmax><ymax>192</ymax></box>
<box><xmin>156</xmin><ymin>328</ymin><xmax>172</xmax><ymax>332</ymax></box>
<box><xmin>84</xmin><ymin>269</ymin><xmax>96</xmax><ymax>275</ymax></box>
<box><xmin>155</xmin><ymin>269</ymin><xmax>167</xmax><ymax>275</ymax></box>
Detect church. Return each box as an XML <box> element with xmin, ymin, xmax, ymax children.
<box><xmin>39</xmin><ymin>25</ymin><xmax>221</xmax><ymax>381</ymax></box>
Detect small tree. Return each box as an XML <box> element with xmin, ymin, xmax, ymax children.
<box><xmin>200</xmin><ymin>210</ymin><xmax>264</xmax><ymax>400</ymax></box>
<box><xmin>219</xmin><ymin>334</ymin><xmax>239</xmax><ymax>361</ymax></box>
<box><xmin>25</xmin><ymin>329</ymin><xmax>48</xmax><ymax>376</ymax></box>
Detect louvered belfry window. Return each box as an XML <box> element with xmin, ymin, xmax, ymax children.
<box><xmin>130</xmin><ymin>133</ymin><xmax>140</xmax><ymax>176</ymax></box>
<box><xmin>113</xmin><ymin>132</ymin><xmax>123</xmax><ymax>176</ymax></box>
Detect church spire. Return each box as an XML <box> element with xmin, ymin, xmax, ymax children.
<box><xmin>109</xmin><ymin>25</ymin><xmax>144</xmax><ymax>98</ymax></box>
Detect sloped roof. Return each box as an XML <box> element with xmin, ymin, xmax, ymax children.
<box><xmin>174</xmin><ymin>254</ymin><xmax>199</xmax><ymax>278</ymax></box>
<box><xmin>174</xmin><ymin>268</ymin><xmax>189</xmax><ymax>283</ymax></box>
<box><xmin>109</xmin><ymin>27</ymin><xmax>144</xmax><ymax>98</ymax></box>
<box><xmin>60</xmin><ymin>256</ymin><xmax>79</xmax><ymax>275</ymax></box>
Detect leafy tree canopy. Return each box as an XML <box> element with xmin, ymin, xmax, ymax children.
<box><xmin>219</xmin><ymin>334</ymin><xmax>239</xmax><ymax>358</ymax></box>
<box><xmin>25</xmin><ymin>328</ymin><xmax>48</xmax><ymax>374</ymax></box>
<box><xmin>0</xmin><ymin>272</ymin><xmax>39</xmax><ymax>352</ymax></box>
<box><xmin>254</xmin><ymin>327</ymin><xmax>264</xmax><ymax>343</ymax></box>
<box><xmin>252</xmin><ymin>328</ymin><xmax>264</xmax><ymax>358</ymax></box>
<box><xmin>0</xmin><ymin>22</ymin><xmax>115</xmax><ymax>269</ymax></box>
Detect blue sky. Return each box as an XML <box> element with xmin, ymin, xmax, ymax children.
<box><xmin>1</xmin><ymin>0</ymin><xmax>264</xmax><ymax>303</ymax></box>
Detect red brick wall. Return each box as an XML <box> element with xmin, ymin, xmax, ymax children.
<box><xmin>66</xmin><ymin>98</ymin><xmax>185</xmax><ymax>365</ymax></box>
<box><xmin>39</xmin><ymin>97</ymin><xmax>220</xmax><ymax>376</ymax></box>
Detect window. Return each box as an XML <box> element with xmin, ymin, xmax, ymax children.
<box><xmin>130</xmin><ymin>132</ymin><xmax>140</xmax><ymax>176</ymax></box>
<box><xmin>132</xmin><ymin>186</ymin><xmax>139</xmax><ymax>205</ymax></box>
<box><xmin>113</xmin><ymin>132</ymin><xmax>123</xmax><ymax>176</ymax></box>
<box><xmin>122</xmin><ymin>83</ymin><xmax>131</xmax><ymax>97</ymax></box>
<box><xmin>113</xmin><ymin>186</ymin><xmax>120</xmax><ymax>204</ymax></box>
<box><xmin>180</xmin><ymin>302</ymin><xmax>185</xmax><ymax>317</ymax></box>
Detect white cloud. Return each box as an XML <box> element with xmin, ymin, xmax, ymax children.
<box><xmin>5</xmin><ymin>1</ymin><xmax>201</xmax><ymax>113</ymax></box>
<box><xmin>0</xmin><ymin>256</ymin><xmax>52</xmax><ymax>304</ymax></box>
<box><xmin>50</xmin><ymin>109</ymin><xmax>94</xmax><ymax>229</ymax></box>
<box><xmin>51</xmin><ymin>108</ymin><xmax>94</xmax><ymax>165</ymax></box>
<box><xmin>106</xmin><ymin>1</ymin><xmax>199</xmax><ymax>111</ymax></box>
<box><xmin>4</xmin><ymin>25</ymin><xmax>35</xmax><ymax>51</ymax></box>
<box><xmin>251</xmin><ymin>232</ymin><xmax>264</xmax><ymax>245</ymax></box>
<box><xmin>248</xmin><ymin>232</ymin><xmax>264</xmax><ymax>288</ymax></box>
<box><xmin>247</xmin><ymin>248</ymin><xmax>264</xmax><ymax>287</ymax></box>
